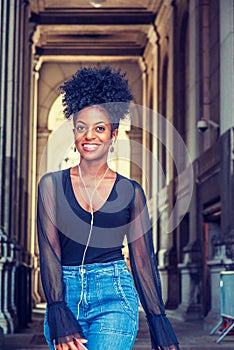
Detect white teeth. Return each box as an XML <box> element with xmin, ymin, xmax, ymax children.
<box><xmin>83</xmin><ymin>144</ymin><xmax>98</xmax><ymax>150</ymax></box>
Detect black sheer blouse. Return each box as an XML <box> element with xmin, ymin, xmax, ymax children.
<box><xmin>37</xmin><ymin>169</ymin><xmax>180</xmax><ymax>349</ymax></box>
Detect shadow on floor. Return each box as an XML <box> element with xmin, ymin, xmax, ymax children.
<box><xmin>3</xmin><ymin>304</ymin><xmax>234</xmax><ymax>349</ymax></box>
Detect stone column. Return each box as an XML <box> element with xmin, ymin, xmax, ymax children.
<box><xmin>8</xmin><ymin>243</ymin><xmax>18</xmax><ymax>330</ymax></box>
<box><xmin>0</xmin><ymin>0</ymin><xmax>16</xmax><ymax>338</ymax></box>
<box><xmin>2</xmin><ymin>264</ymin><xmax>14</xmax><ymax>333</ymax></box>
<box><xmin>153</xmin><ymin>0</ymin><xmax>181</xmax><ymax>309</ymax></box>
<box><xmin>0</xmin><ymin>236</ymin><xmax>14</xmax><ymax>333</ymax></box>
<box><xmin>0</xmin><ymin>263</ymin><xmax>8</xmax><ymax>334</ymax></box>
<box><xmin>175</xmin><ymin>0</ymin><xmax>203</xmax><ymax>320</ymax></box>
<box><xmin>0</xmin><ymin>232</ymin><xmax>8</xmax><ymax>334</ymax></box>
<box><xmin>177</xmin><ymin>239</ymin><xmax>203</xmax><ymax>320</ymax></box>
<box><xmin>30</xmin><ymin>55</ymin><xmax>42</xmax><ymax>306</ymax></box>
<box><xmin>0</xmin><ymin>0</ymin><xmax>8</xmax><ymax>340</ymax></box>
<box><xmin>138</xmin><ymin>57</ymin><xmax>147</xmax><ymax>189</ymax></box>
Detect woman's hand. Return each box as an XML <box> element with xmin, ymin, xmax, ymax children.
<box><xmin>55</xmin><ymin>337</ymin><xmax>88</xmax><ymax>350</ymax></box>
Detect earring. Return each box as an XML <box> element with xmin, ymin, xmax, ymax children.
<box><xmin>110</xmin><ymin>139</ymin><xmax>115</xmax><ymax>153</ymax></box>
<box><xmin>74</xmin><ymin>145</ymin><xmax>76</xmax><ymax>152</ymax></box>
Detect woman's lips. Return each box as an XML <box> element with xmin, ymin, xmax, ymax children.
<box><xmin>82</xmin><ymin>143</ymin><xmax>100</xmax><ymax>152</ymax></box>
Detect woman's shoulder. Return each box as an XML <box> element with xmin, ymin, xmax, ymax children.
<box><xmin>116</xmin><ymin>173</ymin><xmax>145</xmax><ymax>196</ymax></box>
<box><xmin>38</xmin><ymin>168</ymin><xmax>69</xmax><ymax>189</ymax></box>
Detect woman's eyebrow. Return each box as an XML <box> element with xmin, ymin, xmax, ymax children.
<box><xmin>76</xmin><ymin>120</ymin><xmax>108</xmax><ymax>126</ymax></box>
<box><xmin>94</xmin><ymin>121</ymin><xmax>107</xmax><ymax>125</ymax></box>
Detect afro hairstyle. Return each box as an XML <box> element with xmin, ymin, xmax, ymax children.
<box><xmin>60</xmin><ymin>66</ymin><xmax>133</xmax><ymax>130</ymax></box>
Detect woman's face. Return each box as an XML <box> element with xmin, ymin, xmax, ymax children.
<box><xmin>74</xmin><ymin>106</ymin><xmax>118</xmax><ymax>162</ymax></box>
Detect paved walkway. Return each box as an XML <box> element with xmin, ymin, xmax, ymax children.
<box><xmin>2</xmin><ymin>304</ymin><xmax>234</xmax><ymax>349</ymax></box>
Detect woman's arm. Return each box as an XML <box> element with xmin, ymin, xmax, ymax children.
<box><xmin>127</xmin><ymin>181</ymin><xmax>180</xmax><ymax>350</ymax></box>
<box><xmin>37</xmin><ymin>172</ymin><xmax>85</xmax><ymax>347</ymax></box>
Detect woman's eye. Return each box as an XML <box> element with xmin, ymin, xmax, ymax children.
<box><xmin>96</xmin><ymin>126</ymin><xmax>105</xmax><ymax>132</ymax></box>
<box><xmin>76</xmin><ymin>125</ymin><xmax>86</xmax><ymax>132</ymax></box>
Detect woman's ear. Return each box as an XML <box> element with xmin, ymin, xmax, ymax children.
<box><xmin>112</xmin><ymin>128</ymin><xmax>118</xmax><ymax>141</ymax></box>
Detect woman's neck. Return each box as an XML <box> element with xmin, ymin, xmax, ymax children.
<box><xmin>78</xmin><ymin>160</ymin><xmax>109</xmax><ymax>179</ymax></box>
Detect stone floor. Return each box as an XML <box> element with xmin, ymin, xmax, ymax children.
<box><xmin>2</xmin><ymin>304</ymin><xmax>234</xmax><ymax>350</ymax></box>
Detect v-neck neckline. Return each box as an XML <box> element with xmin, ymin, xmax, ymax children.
<box><xmin>68</xmin><ymin>168</ymin><xmax>118</xmax><ymax>214</ymax></box>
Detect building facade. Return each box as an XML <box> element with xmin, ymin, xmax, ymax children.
<box><xmin>0</xmin><ymin>0</ymin><xmax>234</xmax><ymax>338</ymax></box>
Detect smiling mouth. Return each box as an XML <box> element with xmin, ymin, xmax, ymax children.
<box><xmin>82</xmin><ymin>143</ymin><xmax>100</xmax><ymax>152</ymax></box>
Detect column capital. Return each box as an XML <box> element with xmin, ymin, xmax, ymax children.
<box><xmin>32</xmin><ymin>54</ymin><xmax>42</xmax><ymax>79</ymax></box>
<box><xmin>37</xmin><ymin>127</ymin><xmax>51</xmax><ymax>136</ymax></box>
<box><xmin>138</xmin><ymin>57</ymin><xmax>147</xmax><ymax>74</ymax></box>
<box><xmin>147</xmin><ymin>24</ymin><xmax>159</xmax><ymax>47</ymax></box>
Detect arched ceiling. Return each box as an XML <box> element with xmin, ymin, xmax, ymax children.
<box><xmin>29</xmin><ymin>0</ymin><xmax>162</xmax><ymax>57</ymax></box>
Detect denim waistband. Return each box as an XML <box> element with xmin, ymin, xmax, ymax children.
<box><xmin>62</xmin><ymin>259</ymin><xmax>127</xmax><ymax>275</ymax></box>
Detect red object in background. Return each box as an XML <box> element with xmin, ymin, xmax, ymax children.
<box><xmin>219</xmin><ymin>318</ymin><xmax>234</xmax><ymax>335</ymax></box>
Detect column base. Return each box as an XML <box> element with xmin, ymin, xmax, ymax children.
<box><xmin>174</xmin><ymin>303</ymin><xmax>203</xmax><ymax>321</ymax></box>
<box><xmin>0</xmin><ymin>313</ymin><xmax>8</xmax><ymax>334</ymax></box>
<box><xmin>0</xmin><ymin>327</ymin><xmax>4</xmax><ymax>350</ymax></box>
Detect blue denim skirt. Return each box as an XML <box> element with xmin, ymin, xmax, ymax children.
<box><xmin>44</xmin><ymin>260</ymin><xmax>139</xmax><ymax>350</ymax></box>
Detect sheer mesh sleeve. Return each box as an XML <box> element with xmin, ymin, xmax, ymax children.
<box><xmin>37</xmin><ymin>173</ymin><xmax>83</xmax><ymax>344</ymax></box>
<box><xmin>127</xmin><ymin>181</ymin><xmax>180</xmax><ymax>350</ymax></box>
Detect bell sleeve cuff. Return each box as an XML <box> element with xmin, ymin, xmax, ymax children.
<box><xmin>47</xmin><ymin>301</ymin><xmax>84</xmax><ymax>344</ymax></box>
<box><xmin>146</xmin><ymin>314</ymin><xmax>180</xmax><ymax>350</ymax></box>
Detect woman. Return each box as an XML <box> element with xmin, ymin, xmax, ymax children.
<box><xmin>37</xmin><ymin>66</ymin><xmax>180</xmax><ymax>350</ymax></box>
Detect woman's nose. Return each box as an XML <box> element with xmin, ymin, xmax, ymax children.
<box><xmin>85</xmin><ymin>127</ymin><xmax>95</xmax><ymax>139</ymax></box>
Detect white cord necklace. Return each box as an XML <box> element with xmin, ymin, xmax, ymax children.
<box><xmin>76</xmin><ymin>164</ymin><xmax>110</xmax><ymax>319</ymax></box>
<box><xmin>78</xmin><ymin>164</ymin><xmax>110</xmax><ymax>215</ymax></box>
